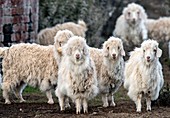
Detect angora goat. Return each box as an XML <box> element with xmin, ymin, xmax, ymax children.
<box><xmin>146</xmin><ymin>17</ymin><xmax>170</xmax><ymax>42</ymax></box>
<box><xmin>113</xmin><ymin>3</ymin><xmax>148</xmax><ymax>47</ymax></box>
<box><xmin>124</xmin><ymin>39</ymin><xmax>164</xmax><ymax>112</ymax></box>
<box><xmin>53</xmin><ymin>29</ymin><xmax>74</xmax><ymax>64</ymax></box>
<box><xmin>146</xmin><ymin>17</ymin><xmax>170</xmax><ymax>58</ymax></box>
<box><xmin>37</xmin><ymin>20</ymin><xmax>87</xmax><ymax>45</ymax></box>
<box><xmin>55</xmin><ymin>36</ymin><xmax>98</xmax><ymax>114</ymax></box>
<box><xmin>99</xmin><ymin>37</ymin><xmax>125</xmax><ymax>107</ymax></box>
<box><xmin>0</xmin><ymin>30</ymin><xmax>74</xmax><ymax>104</ymax></box>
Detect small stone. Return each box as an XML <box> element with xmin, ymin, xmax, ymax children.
<box><xmin>19</xmin><ymin>108</ymin><xmax>23</xmax><ymax>112</ymax></box>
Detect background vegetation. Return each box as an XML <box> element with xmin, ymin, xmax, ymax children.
<box><xmin>39</xmin><ymin>0</ymin><xmax>114</xmax><ymax>47</ymax></box>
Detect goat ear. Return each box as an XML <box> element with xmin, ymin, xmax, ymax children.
<box><xmin>121</xmin><ymin>47</ymin><xmax>125</xmax><ymax>56</ymax></box>
<box><xmin>123</xmin><ymin>8</ymin><xmax>129</xmax><ymax>20</ymax></box>
<box><xmin>139</xmin><ymin>9</ymin><xmax>147</xmax><ymax>20</ymax></box>
<box><xmin>103</xmin><ymin>49</ymin><xmax>109</xmax><ymax>57</ymax></box>
<box><xmin>157</xmin><ymin>48</ymin><xmax>162</xmax><ymax>57</ymax></box>
<box><xmin>103</xmin><ymin>43</ymin><xmax>109</xmax><ymax>57</ymax></box>
<box><xmin>54</xmin><ymin>35</ymin><xmax>60</xmax><ymax>49</ymax></box>
<box><xmin>83</xmin><ymin>47</ymin><xmax>89</xmax><ymax>56</ymax></box>
<box><xmin>125</xmin><ymin>12</ymin><xmax>130</xmax><ymax>20</ymax></box>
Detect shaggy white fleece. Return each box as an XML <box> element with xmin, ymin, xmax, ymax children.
<box><xmin>55</xmin><ymin>36</ymin><xmax>98</xmax><ymax>114</ymax></box>
<box><xmin>0</xmin><ymin>30</ymin><xmax>74</xmax><ymax>104</ymax></box>
<box><xmin>124</xmin><ymin>39</ymin><xmax>164</xmax><ymax>112</ymax></box>
<box><xmin>99</xmin><ymin>37</ymin><xmax>125</xmax><ymax>107</ymax></box>
<box><xmin>113</xmin><ymin>3</ymin><xmax>148</xmax><ymax>46</ymax></box>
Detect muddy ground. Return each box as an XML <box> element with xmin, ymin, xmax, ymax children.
<box><xmin>0</xmin><ymin>62</ymin><xmax>169</xmax><ymax>118</ymax></box>
<box><xmin>0</xmin><ymin>95</ymin><xmax>170</xmax><ymax>118</ymax></box>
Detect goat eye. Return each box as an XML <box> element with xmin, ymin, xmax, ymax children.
<box><xmin>137</xmin><ymin>11</ymin><xmax>140</xmax><ymax>14</ymax></box>
<box><xmin>118</xmin><ymin>46</ymin><xmax>120</xmax><ymax>50</ymax></box>
<box><xmin>128</xmin><ymin>12</ymin><xmax>131</xmax><ymax>16</ymax></box>
<box><xmin>153</xmin><ymin>49</ymin><xmax>157</xmax><ymax>52</ymax></box>
<box><xmin>143</xmin><ymin>50</ymin><xmax>145</xmax><ymax>52</ymax></box>
<box><xmin>107</xmin><ymin>47</ymin><xmax>109</xmax><ymax>50</ymax></box>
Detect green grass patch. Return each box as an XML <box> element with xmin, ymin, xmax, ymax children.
<box><xmin>89</xmin><ymin>87</ymin><xmax>130</xmax><ymax>107</ymax></box>
<box><xmin>89</xmin><ymin>95</ymin><xmax>102</xmax><ymax>106</ymax></box>
<box><xmin>0</xmin><ymin>85</ymin><xmax>131</xmax><ymax>104</ymax></box>
<box><xmin>114</xmin><ymin>87</ymin><xmax>130</xmax><ymax>101</ymax></box>
<box><xmin>23</xmin><ymin>86</ymin><xmax>40</xmax><ymax>94</ymax></box>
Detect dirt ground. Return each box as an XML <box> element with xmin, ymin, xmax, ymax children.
<box><xmin>0</xmin><ymin>61</ymin><xmax>169</xmax><ymax>118</ymax></box>
<box><xmin>0</xmin><ymin>96</ymin><xmax>170</xmax><ymax>118</ymax></box>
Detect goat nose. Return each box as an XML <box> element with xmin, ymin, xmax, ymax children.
<box><xmin>76</xmin><ymin>54</ymin><xmax>80</xmax><ymax>58</ymax></box>
<box><xmin>112</xmin><ymin>54</ymin><xmax>116</xmax><ymax>57</ymax></box>
<box><xmin>132</xmin><ymin>18</ymin><xmax>136</xmax><ymax>22</ymax></box>
<box><xmin>147</xmin><ymin>56</ymin><xmax>150</xmax><ymax>60</ymax></box>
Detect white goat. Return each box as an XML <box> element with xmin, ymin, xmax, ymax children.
<box><xmin>0</xmin><ymin>30</ymin><xmax>74</xmax><ymax>104</ymax></box>
<box><xmin>113</xmin><ymin>3</ymin><xmax>148</xmax><ymax>47</ymax></box>
<box><xmin>37</xmin><ymin>20</ymin><xmax>87</xmax><ymax>45</ymax></box>
<box><xmin>146</xmin><ymin>17</ymin><xmax>170</xmax><ymax>58</ymax></box>
<box><xmin>55</xmin><ymin>36</ymin><xmax>98</xmax><ymax>114</ymax></box>
<box><xmin>99</xmin><ymin>37</ymin><xmax>125</xmax><ymax>107</ymax></box>
<box><xmin>146</xmin><ymin>17</ymin><xmax>170</xmax><ymax>42</ymax></box>
<box><xmin>53</xmin><ymin>29</ymin><xmax>74</xmax><ymax>64</ymax></box>
<box><xmin>124</xmin><ymin>39</ymin><xmax>164</xmax><ymax>112</ymax></box>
